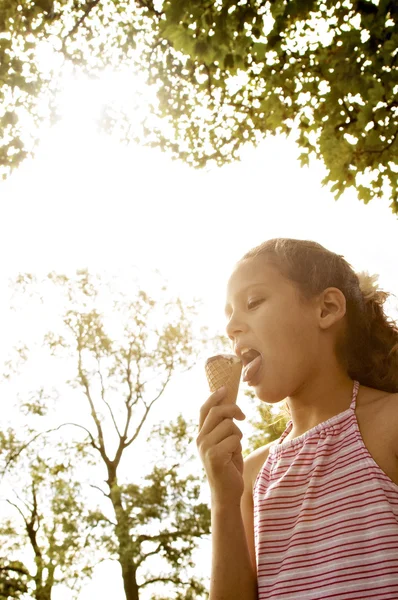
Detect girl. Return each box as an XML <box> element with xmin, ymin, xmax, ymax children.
<box><xmin>197</xmin><ymin>238</ymin><xmax>398</xmax><ymax>600</ymax></box>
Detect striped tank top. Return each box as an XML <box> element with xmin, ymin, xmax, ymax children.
<box><xmin>253</xmin><ymin>380</ymin><xmax>398</xmax><ymax>599</ymax></box>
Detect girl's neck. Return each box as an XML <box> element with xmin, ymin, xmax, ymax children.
<box><xmin>285</xmin><ymin>370</ymin><xmax>355</xmax><ymax>439</ymax></box>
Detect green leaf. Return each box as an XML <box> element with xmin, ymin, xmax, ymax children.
<box><xmin>270</xmin><ymin>0</ymin><xmax>287</xmax><ymax>19</ymax></box>
<box><xmin>223</xmin><ymin>53</ymin><xmax>234</xmax><ymax>70</ymax></box>
<box><xmin>171</xmin><ymin>29</ymin><xmax>195</xmax><ymax>54</ymax></box>
<box><xmin>194</xmin><ymin>40</ymin><xmax>209</xmax><ymax>57</ymax></box>
<box><xmin>163</xmin><ymin>0</ymin><xmax>186</xmax><ymax>24</ymax></box>
<box><xmin>357</xmin><ymin>184</ymin><xmax>373</xmax><ymax>205</ymax></box>
<box><xmin>252</xmin><ymin>42</ymin><xmax>266</xmax><ymax>60</ymax></box>
<box><xmin>299</xmin><ymin>152</ymin><xmax>310</xmax><ymax>167</ymax></box>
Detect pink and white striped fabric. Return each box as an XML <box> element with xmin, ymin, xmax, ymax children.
<box><xmin>253</xmin><ymin>380</ymin><xmax>398</xmax><ymax>599</ymax></box>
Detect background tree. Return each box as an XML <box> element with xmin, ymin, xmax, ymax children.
<box><xmin>0</xmin><ymin>558</ymin><xmax>29</xmax><ymax>600</ymax></box>
<box><xmin>0</xmin><ymin>436</ymin><xmax>97</xmax><ymax>600</ymax></box>
<box><xmin>2</xmin><ymin>268</ymin><xmax>213</xmax><ymax>600</ymax></box>
<box><xmin>0</xmin><ymin>0</ymin><xmax>397</xmax><ymax>211</ymax></box>
<box><xmin>90</xmin><ymin>415</ymin><xmax>211</xmax><ymax>600</ymax></box>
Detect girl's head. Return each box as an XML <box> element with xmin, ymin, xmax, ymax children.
<box><xmin>225</xmin><ymin>238</ymin><xmax>398</xmax><ymax>402</ymax></box>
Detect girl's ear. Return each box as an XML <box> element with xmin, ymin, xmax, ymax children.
<box><xmin>318</xmin><ymin>287</ymin><xmax>346</xmax><ymax>330</ymax></box>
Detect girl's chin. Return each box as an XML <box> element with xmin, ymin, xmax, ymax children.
<box><xmin>251</xmin><ymin>383</ymin><xmax>287</xmax><ymax>405</ymax></box>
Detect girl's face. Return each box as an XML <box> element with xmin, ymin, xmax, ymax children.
<box><xmin>225</xmin><ymin>256</ymin><xmax>325</xmax><ymax>403</ymax></box>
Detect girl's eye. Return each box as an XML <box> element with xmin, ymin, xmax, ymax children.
<box><xmin>248</xmin><ymin>299</ymin><xmax>263</xmax><ymax>310</ymax></box>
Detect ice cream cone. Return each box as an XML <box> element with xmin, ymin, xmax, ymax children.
<box><xmin>205</xmin><ymin>354</ymin><xmax>242</xmax><ymax>404</ymax></box>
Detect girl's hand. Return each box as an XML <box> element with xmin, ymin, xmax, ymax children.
<box><xmin>196</xmin><ymin>386</ymin><xmax>246</xmax><ymax>507</ymax></box>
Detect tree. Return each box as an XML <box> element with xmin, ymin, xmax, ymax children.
<box><xmin>1</xmin><ymin>1</ymin><xmax>397</xmax><ymax>211</ymax></box>
<box><xmin>0</xmin><ymin>435</ymin><xmax>98</xmax><ymax>600</ymax></box>
<box><xmin>90</xmin><ymin>415</ymin><xmax>211</xmax><ymax>600</ymax></box>
<box><xmin>0</xmin><ymin>559</ymin><xmax>29</xmax><ymax>600</ymax></box>
<box><xmin>3</xmin><ymin>268</ymin><xmax>213</xmax><ymax>599</ymax></box>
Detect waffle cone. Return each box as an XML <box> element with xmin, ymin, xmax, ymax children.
<box><xmin>205</xmin><ymin>354</ymin><xmax>242</xmax><ymax>404</ymax></box>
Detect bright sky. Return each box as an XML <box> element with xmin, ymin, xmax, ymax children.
<box><xmin>0</xmin><ymin>72</ymin><xmax>398</xmax><ymax>599</ymax></box>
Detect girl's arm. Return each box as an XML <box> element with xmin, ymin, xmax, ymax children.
<box><xmin>210</xmin><ymin>500</ymin><xmax>258</xmax><ymax>600</ymax></box>
<box><xmin>196</xmin><ymin>388</ymin><xmax>259</xmax><ymax>600</ymax></box>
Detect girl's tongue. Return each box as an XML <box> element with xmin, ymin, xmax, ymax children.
<box><xmin>242</xmin><ymin>354</ymin><xmax>262</xmax><ymax>382</ymax></box>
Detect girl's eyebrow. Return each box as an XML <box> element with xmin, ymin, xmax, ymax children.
<box><xmin>224</xmin><ymin>283</ymin><xmax>267</xmax><ymax>316</ymax></box>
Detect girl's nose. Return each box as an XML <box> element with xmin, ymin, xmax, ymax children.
<box><xmin>226</xmin><ymin>311</ymin><xmax>248</xmax><ymax>340</ymax></box>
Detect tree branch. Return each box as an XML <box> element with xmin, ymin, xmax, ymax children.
<box><xmin>124</xmin><ymin>368</ymin><xmax>173</xmax><ymax>449</ymax></box>
<box><xmin>135</xmin><ymin>0</ymin><xmax>163</xmax><ymax>18</ymax></box>
<box><xmin>77</xmin><ymin>345</ymin><xmax>108</xmax><ymax>461</ymax></box>
<box><xmin>361</xmin><ymin>127</ymin><xmax>398</xmax><ymax>154</ymax></box>
<box><xmin>139</xmin><ymin>575</ymin><xmax>186</xmax><ymax>588</ymax></box>
<box><xmin>144</xmin><ymin>366</ymin><xmax>174</xmax><ymax>412</ymax></box>
<box><xmin>135</xmin><ymin>542</ymin><xmax>163</xmax><ymax>567</ymax></box>
<box><xmin>12</xmin><ymin>488</ymin><xmax>33</xmax><ymax>515</ymax></box>
<box><xmin>136</xmin><ymin>524</ymin><xmax>201</xmax><ymax>546</ymax></box>
<box><xmin>61</xmin><ymin>0</ymin><xmax>102</xmax><ymax>51</ymax></box>
<box><xmin>54</xmin><ymin>422</ymin><xmax>100</xmax><ymax>451</ymax></box>
<box><xmin>89</xmin><ymin>483</ymin><xmax>110</xmax><ymax>498</ymax></box>
<box><xmin>0</xmin><ymin>564</ymin><xmax>30</xmax><ymax>576</ymax></box>
<box><xmin>96</xmin><ymin>354</ymin><xmax>122</xmax><ymax>438</ymax></box>
<box><xmin>1</xmin><ymin>431</ymin><xmax>45</xmax><ymax>478</ymax></box>
<box><xmin>1</xmin><ymin>421</ymin><xmax>99</xmax><ymax>479</ymax></box>
<box><xmin>31</xmin><ymin>481</ymin><xmax>39</xmax><ymax>530</ymax></box>
<box><xmin>6</xmin><ymin>499</ymin><xmax>28</xmax><ymax>526</ymax></box>
<box><xmin>111</xmin><ymin>341</ymin><xmax>138</xmax><ymax>466</ymax></box>
<box><xmin>125</xmin><ymin>340</ymin><xmax>136</xmax><ymax>408</ymax></box>
<box><xmin>203</xmin><ymin>64</ymin><xmax>214</xmax><ymax>100</ymax></box>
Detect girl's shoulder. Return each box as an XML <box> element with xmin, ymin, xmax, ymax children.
<box><xmin>243</xmin><ymin>441</ymin><xmax>275</xmax><ymax>491</ymax></box>
<box><xmin>376</xmin><ymin>390</ymin><xmax>398</xmax><ymax>456</ymax></box>
<box><xmin>357</xmin><ymin>386</ymin><xmax>398</xmax><ymax>471</ymax></box>
<box><xmin>358</xmin><ymin>385</ymin><xmax>398</xmax><ymax>419</ymax></box>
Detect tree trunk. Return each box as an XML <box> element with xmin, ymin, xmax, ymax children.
<box><xmin>108</xmin><ymin>471</ymin><xmax>140</xmax><ymax>600</ymax></box>
<box><xmin>27</xmin><ymin>524</ymin><xmax>51</xmax><ymax>600</ymax></box>
<box><xmin>119</xmin><ymin>557</ymin><xmax>140</xmax><ymax>600</ymax></box>
<box><xmin>42</xmin><ymin>561</ymin><xmax>56</xmax><ymax>600</ymax></box>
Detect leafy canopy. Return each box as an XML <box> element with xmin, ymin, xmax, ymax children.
<box><xmin>1</xmin><ymin>0</ymin><xmax>397</xmax><ymax>212</ymax></box>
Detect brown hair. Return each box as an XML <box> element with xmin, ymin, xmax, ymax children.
<box><xmin>240</xmin><ymin>238</ymin><xmax>398</xmax><ymax>393</ymax></box>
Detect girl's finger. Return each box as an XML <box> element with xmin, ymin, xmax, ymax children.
<box><xmin>198</xmin><ymin>386</ymin><xmax>227</xmax><ymax>431</ymax></box>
